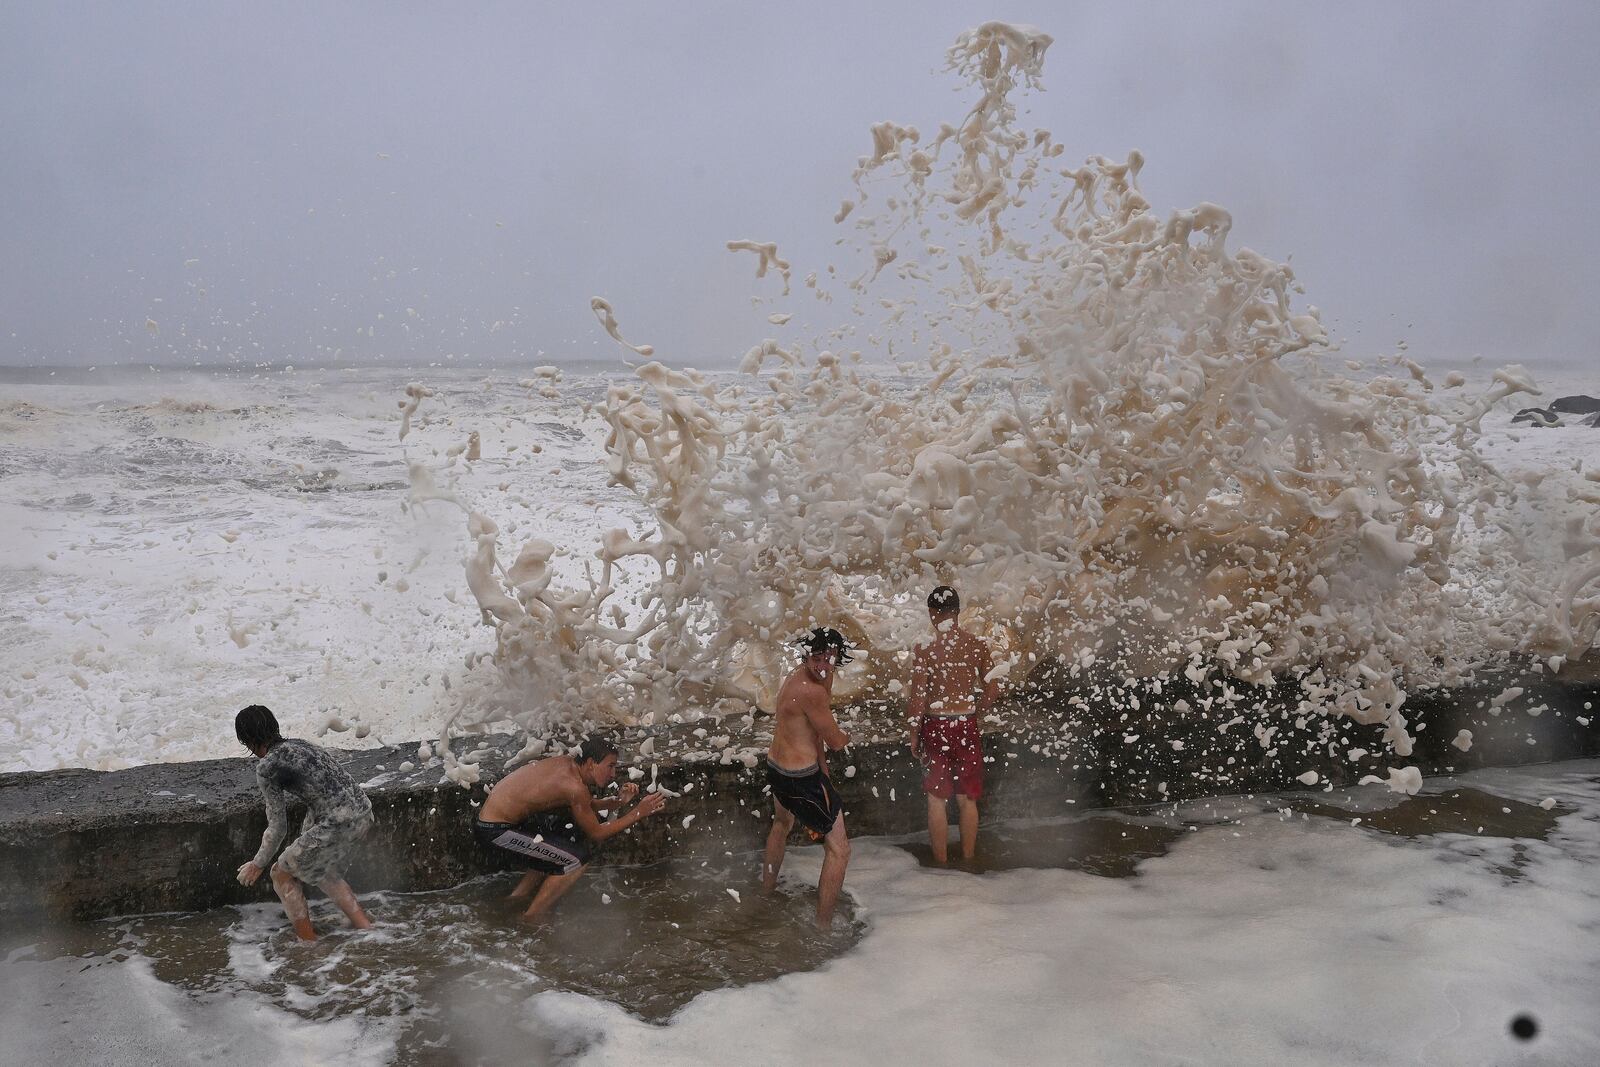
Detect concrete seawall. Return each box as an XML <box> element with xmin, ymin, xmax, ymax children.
<box><xmin>2</xmin><ymin>664</ymin><xmax>1595</xmax><ymax>927</ymax></box>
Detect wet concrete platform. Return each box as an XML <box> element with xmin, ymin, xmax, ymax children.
<box><xmin>1</xmin><ymin>663</ymin><xmax>1594</xmax><ymax>925</ymax></box>
<box><xmin>0</xmin><ymin>727</ymin><xmax>1005</xmax><ymax>925</ymax></box>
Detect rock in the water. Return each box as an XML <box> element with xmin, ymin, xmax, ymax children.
<box><xmin>1511</xmin><ymin>395</ymin><xmax>1599</xmax><ymax>427</ymax></box>
<box><xmin>1551</xmin><ymin>394</ymin><xmax>1600</xmax><ymax>415</ymax></box>
<box><xmin>1512</xmin><ymin>406</ymin><xmax>1562</xmax><ymax>427</ymax></box>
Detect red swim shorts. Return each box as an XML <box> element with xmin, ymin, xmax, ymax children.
<box><xmin>919</xmin><ymin>715</ymin><xmax>983</xmax><ymax>799</ymax></box>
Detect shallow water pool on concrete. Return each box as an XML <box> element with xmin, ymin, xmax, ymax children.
<box><xmin>3</xmin><ymin>851</ymin><xmax>864</xmax><ymax>1062</ymax></box>
<box><xmin>3</xmin><ymin>763</ymin><xmax>1598</xmax><ymax>1066</ymax></box>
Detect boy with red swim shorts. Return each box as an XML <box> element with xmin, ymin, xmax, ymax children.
<box><xmin>907</xmin><ymin>586</ymin><xmax>1000</xmax><ymax>865</ymax></box>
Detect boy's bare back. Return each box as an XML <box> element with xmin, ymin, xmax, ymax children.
<box><xmin>911</xmin><ymin>625</ymin><xmax>996</xmax><ymax>716</ymax></box>
<box><xmin>479</xmin><ymin>757</ymin><xmax>585</xmax><ymax>824</ymax></box>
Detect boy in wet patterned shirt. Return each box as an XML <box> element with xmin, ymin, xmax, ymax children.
<box><xmin>234</xmin><ymin>704</ymin><xmax>375</xmax><ymax>940</ymax></box>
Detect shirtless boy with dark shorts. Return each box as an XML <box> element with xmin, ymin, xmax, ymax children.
<box><xmin>474</xmin><ymin>736</ymin><xmax>666</xmax><ymax>918</ymax></box>
<box><xmin>907</xmin><ymin>587</ymin><xmax>999</xmax><ymax>865</ymax></box>
<box><xmin>762</xmin><ymin>627</ymin><xmax>853</xmax><ymax>929</ymax></box>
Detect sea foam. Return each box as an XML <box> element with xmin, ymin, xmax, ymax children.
<box><xmin>396</xmin><ymin>24</ymin><xmax>1598</xmax><ymax>771</ymax></box>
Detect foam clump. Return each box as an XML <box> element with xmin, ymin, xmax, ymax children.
<box><xmin>1360</xmin><ymin>766</ymin><xmax>1423</xmax><ymax>795</ymax></box>
<box><xmin>590</xmin><ymin>297</ymin><xmax>654</xmax><ymax>357</ymax></box>
<box><xmin>726</xmin><ymin>240</ymin><xmax>792</xmax><ymax>295</ymax></box>
<box><xmin>401</xmin><ymin>22</ymin><xmax>1599</xmax><ymax>756</ymax></box>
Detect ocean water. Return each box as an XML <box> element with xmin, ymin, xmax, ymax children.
<box><xmin>0</xmin><ymin>363</ymin><xmax>646</xmax><ymax>771</ymax></box>
<box><xmin>2</xmin><ymin>361</ymin><xmax>1593</xmax><ymax>773</ymax></box>
<box><xmin>6</xmin><ymin>363</ymin><xmax>1593</xmax><ymax>771</ymax></box>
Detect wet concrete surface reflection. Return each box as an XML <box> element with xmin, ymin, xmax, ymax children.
<box><xmin>1290</xmin><ymin>787</ymin><xmax>1570</xmax><ymax>839</ymax></box>
<box><xmin>897</xmin><ymin>814</ymin><xmax>1186</xmax><ymax>876</ymax></box>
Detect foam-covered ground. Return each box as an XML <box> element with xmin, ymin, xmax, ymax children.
<box><xmin>2</xmin><ymin>760</ymin><xmax>1596</xmax><ymax>1064</ymax></box>
<box><xmin>542</xmin><ymin>761</ymin><xmax>1600</xmax><ymax>1066</ymax></box>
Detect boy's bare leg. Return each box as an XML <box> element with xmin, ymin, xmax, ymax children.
<box><xmin>956</xmin><ymin>795</ymin><xmax>979</xmax><ymax>861</ymax></box>
<box><xmin>522</xmin><ymin>865</ymin><xmax>585</xmax><ymax>918</ymax></box>
<box><xmin>815</xmin><ymin>813</ymin><xmax>851</xmax><ymax>930</ymax></box>
<box><xmin>318</xmin><ymin>877</ymin><xmax>373</xmax><ymax>930</ymax></box>
<box><xmin>926</xmin><ymin>794</ymin><xmax>950</xmax><ymax>865</ymax></box>
<box><xmin>762</xmin><ymin>802</ymin><xmax>796</xmax><ymax>893</ymax></box>
<box><xmin>508</xmin><ymin>870</ymin><xmax>547</xmax><ymax>900</ymax></box>
<box><xmin>271</xmin><ymin>863</ymin><xmax>316</xmax><ymax>941</ymax></box>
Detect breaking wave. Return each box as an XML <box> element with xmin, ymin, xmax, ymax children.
<box><xmin>400</xmin><ymin>23</ymin><xmax>1600</xmax><ymax>780</ymax></box>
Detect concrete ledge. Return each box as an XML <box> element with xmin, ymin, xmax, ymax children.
<box><xmin>1</xmin><ymin>667</ymin><xmax>1595</xmax><ymax>927</ymax></box>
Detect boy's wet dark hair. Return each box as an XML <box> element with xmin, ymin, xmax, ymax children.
<box><xmin>576</xmin><ymin>735</ymin><xmax>619</xmax><ymax>765</ymax></box>
<box><xmin>235</xmin><ymin>704</ymin><xmax>283</xmax><ymax>750</ymax></box>
<box><xmin>796</xmin><ymin>626</ymin><xmax>854</xmax><ymax>663</ymax></box>
<box><xmin>928</xmin><ymin>585</ymin><xmax>960</xmax><ymax>615</ymax></box>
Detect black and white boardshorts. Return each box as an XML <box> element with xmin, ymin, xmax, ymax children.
<box><xmin>473</xmin><ymin>811</ymin><xmax>592</xmax><ymax>875</ymax></box>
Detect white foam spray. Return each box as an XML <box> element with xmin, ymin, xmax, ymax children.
<box><xmin>403</xmin><ymin>23</ymin><xmax>1599</xmax><ymax>762</ymax></box>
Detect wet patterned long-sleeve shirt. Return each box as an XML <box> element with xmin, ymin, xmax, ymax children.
<box><xmin>251</xmin><ymin>739</ymin><xmax>374</xmax><ymax>867</ymax></box>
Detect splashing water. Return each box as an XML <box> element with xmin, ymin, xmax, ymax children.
<box><xmin>402</xmin><ymin>23</ymin><xmax>1599</xmax><ymax>772</ymax></box>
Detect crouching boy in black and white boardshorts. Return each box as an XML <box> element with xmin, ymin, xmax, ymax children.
<box><xmin>474</xmin><ymin>736</ymin><xmax>667</xmax><ymax>918</ymax></box>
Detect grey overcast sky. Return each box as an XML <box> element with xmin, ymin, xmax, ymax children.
<box><xmin>1</xmin><ymin>2</ymin><xmax>1595</xmax><ymax>371</ymax></box>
